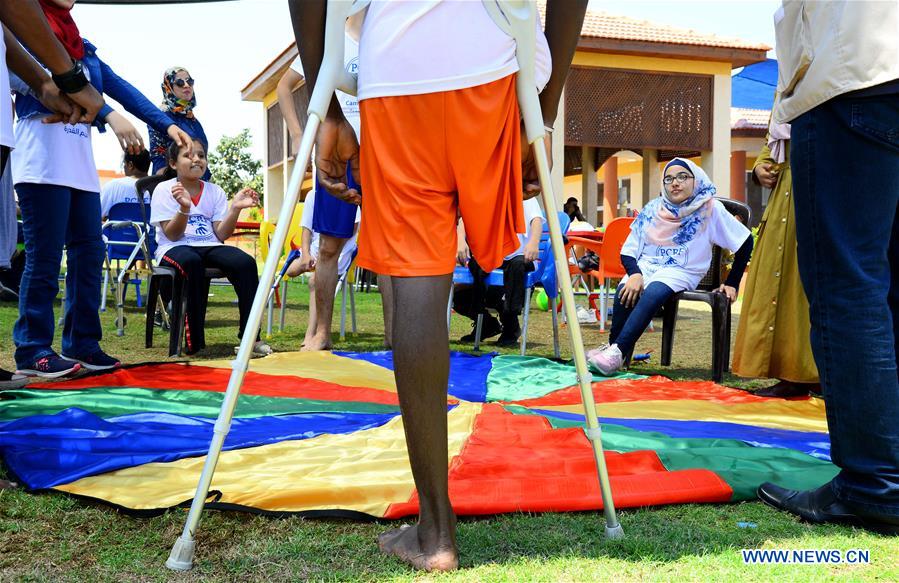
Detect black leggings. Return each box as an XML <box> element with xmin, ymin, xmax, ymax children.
<box><xmin>160</xmin><ymin>244</ymin><xmax>259</xmax><ymax>354</ymax></box>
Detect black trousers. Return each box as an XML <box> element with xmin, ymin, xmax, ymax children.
<box><xmin>160</xmin><ymin>244</ymin><xmax>259</xmax><ymax>353</ymax></box>
<box><xmin>456</xmin><ymin>255</ymin><xmax>532</xmax><ymax>330</ymax></box>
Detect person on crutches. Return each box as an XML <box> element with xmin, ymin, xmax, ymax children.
<box><xmin>291</xmin><ymin>0</ymin><xmax>587</xmax><ymax>571</ymax></box>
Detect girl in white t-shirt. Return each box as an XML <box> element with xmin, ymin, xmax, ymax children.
<box><xmin>150</xmin><ymin>139</ymin><xmax>270</xmax><ymax>357</ymax></box>
<box><xmin>588</xmin><ymin>158</ymin><xmax>753</xmax><ymax>375</ymax></box>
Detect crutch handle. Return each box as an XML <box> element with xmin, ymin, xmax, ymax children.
<box><xmin>308</xmin><ymin>0</ymin><xmax>370</xmax><ymax>119</ymax></box>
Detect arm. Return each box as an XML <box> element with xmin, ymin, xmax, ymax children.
<box><xmin>523</xmin><ymin>217</ymin><xmax>543</xmax><ymax>262</ymax></box>
<box><xmin>719</xmin><ymin>235</ymin><xmax>754</xmax><ymax>302</ymax></box>
<box><xmin>213</xmin><ymin>188</ymin><xmax>259</xmax><ymax>242</ymax></box>
<box><xmin>277</xmin><ymin>68</ymin><xmax>305</xmax><ymax>153</ymax></box>
<box><xmin>3</xmin><ymin>26</ymin><xmax>79</xmax><ymax>123</ymax></box>
<box><xmin>540</xmin><ymin>0</ymin><xmax>589</xmax><ymax>126</ymax></box>
<box><xmin>456</xmin><ymin>219</ymin><xmax>470</xmax><ymax>266</ymax></box>
<box><xmin>288</xmin><ymin>0</ymin><xmax>360</xmax><ymax>204</ymax></box>
<box><xmin>752</xmin><ymin>137</ymin><xmax>778</xmax><ymax>188</ymax></box>
<box><xmin>0</xmin><ymin>0</ymin><xmax>103</xmax><ymax>121</ymax></box>
<box><xmin>158</xmin><ymin>183</ymin><xmax>192</xmax><ymax>241</ymax></box>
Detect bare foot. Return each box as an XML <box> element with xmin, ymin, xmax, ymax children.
<box><xmin>378</xmin><ymin>524</ymin><xmax>458</xmax><ymax>572</ymax></box>
<box><xmin>301</xmin><ymin>332</ymin><xmax>332</xmax><ymax>352</ymax></box>
<box><xmin>0</xmin><ymin>479</ymin><xmax>18</xmax><ymax>490</ymax></box>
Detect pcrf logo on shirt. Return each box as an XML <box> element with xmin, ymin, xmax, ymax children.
<box><xmin>656</xmin><ymin>245</ymin><xmax>688</xmax><ymax>267</ymax></box>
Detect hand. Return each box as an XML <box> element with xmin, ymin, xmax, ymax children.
<box><xmin>619</xmin><ymin>274</ymin><xmax>643</xmax><ymax>308</ymax></box>
<box><xmin>106</xmin><ymin>111</ymin><xmax>144</xmax><ymax>155</ymax></box>
<box><xmin>231</xmin><ymin>187</ymin><xmax>260</xmax><ymax>210</ymax></box>
<box><xmin>289</xmin><ymin>131</ymin><xmax>302</xmax><ymax>159</ymax></box>
<box><xmin>167</xmin><ymin>125</ymin><xmax>192</xmax><ymax>150</ymax></box>
<box><xmin>754</xmin><ymin>163</ymin><xmax>779</xmax><ymax>189</ymax></box>
<box><xmin>315</xmin><ymin>116</ymin><xmax>361</xmax><ymax>205</ymax></box>
<box><xmin>523</xmin><ymin>239</ymin><xmax>540</xmax><ymax>263</ymax></box>
<box><xmin>456</xmin><ymin>240</ymin><xmax>471</xmax><ymax>266</ymax></box>
<box><xmin>36</xmin><ymin>79</ymin><xmax>81</xmax><ymax>124</ymax></box>
<box><xmin>65</xmin><ymin>84</ymin><xmax>104</xmax><ymax>123</ymax></box>
<box><xmin>171</xmin><ymin>182</ymin><xmax>192</xmax><ymax>211</ymax></box>
<box><xmin>286</xmin><ymin>252</ymin><xmax>315</xmax><ymax>277</ymax></box>
<box><xmin>718</xmin><ymin>284</ymin><xmax>738</xmax><ymax>303</ymax></box>
<box><xmin>520</xmin><ymin>122</ymin><xmax>553</xmax><ymax>200</ymax></box>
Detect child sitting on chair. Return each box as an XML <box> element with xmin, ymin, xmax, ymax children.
<box><xmin>150</xmin><ymin>139</ymin><xmax>271</xmax><ymax>356</ymax></box>
<box><xmin>588</xmin><ymin>157</ymin><xmax>753</xmax><ymax>375</ymax></box>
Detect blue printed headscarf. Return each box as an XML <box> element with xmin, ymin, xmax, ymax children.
<box><xmin>631</xmin><ymin>157</ymin><xmax>716</xmax><ymax>247</ymax></box>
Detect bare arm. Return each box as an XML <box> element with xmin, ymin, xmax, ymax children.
<box><xmin>277</xmin><ymin>68</ymin><xmax>305</xmax><ymax>144</ymax></box>
<box><xmin>288</xmin><ymin>0</ymin><xmax>343</xmax><ymax>121</ymax></box>
<box><xmin>540</xmin><ymin>0</ymin><xmax>588</xmax><ymax>125</ymax></box>
<box><xmin>214</xmin><ymin>188</ymin><xmax>259</xmax><ymax>242</ymax></box>
<box><xmin>159</xmin><ymin>215</ymin><xmax>188</xmax><ymax>242</ymax></box>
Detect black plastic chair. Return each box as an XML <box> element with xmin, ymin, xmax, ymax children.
<box><xmin>136</xmin><ymin>175</ymin><xmax>228</xmax><ymax>357</ymax></box>
<box><xmin>659</xmin><ymin>197</ymin><xmax>752</xmax><ymax>383</ymax></box>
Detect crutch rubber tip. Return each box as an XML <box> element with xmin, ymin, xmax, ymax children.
<box><xmin>165</xmin><ymin>536</ymin><xmax>196</xmax><ymax>571</ymax></box>
<box><xmin>604</xmin><ymin>524</ymin><xmax>625</xmax><ymax>539</ymax></box>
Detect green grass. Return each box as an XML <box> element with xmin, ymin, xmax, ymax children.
<box><xmin>1</xmin><ymin>280</ymin><xmax>896</xmax><ymax>581</ymax></box>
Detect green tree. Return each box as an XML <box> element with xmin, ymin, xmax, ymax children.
<box><xmin>208</xmin><ymin>129</ymin><xmax>264</xmax><ymax>201</ymax></box>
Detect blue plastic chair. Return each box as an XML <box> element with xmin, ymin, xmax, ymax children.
<box><xmin>101</xmin><ymin>202</ymin><xmax>155</xmax><ymax>336</ymax></box>
<box><xmin>447</xmin><ymin>211</ymin><xmax>570</xmax><ymax>356</ymax></box>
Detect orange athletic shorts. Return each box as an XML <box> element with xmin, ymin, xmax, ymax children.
<box><xmin>355</xmin><ymin>74</ymin><xmax>524</xmax><ymax>277</ymax></box>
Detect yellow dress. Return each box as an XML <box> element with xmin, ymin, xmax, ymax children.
<box><xmin>732</xmin><ymin>141</ymin><xmax>819</xmax><ymax>383</ymax></box>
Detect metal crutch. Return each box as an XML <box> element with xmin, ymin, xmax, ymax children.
<box><xmin>483</xmin><ymin>0</ymin><xmax>623</xmax><ymax>538</ymax></box>
<box><xmin>164</xmin><ymin>0</ymin><xmax>367</xmax><ymax>570</ymax></box>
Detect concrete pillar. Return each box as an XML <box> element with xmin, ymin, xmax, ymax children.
<box><xmin>601</xmin><ymin>157</ymin><xmax>618</xmax><ymax>225</ymax></box>
<box><xmin>581</xmin><ymin>146</ymin><xmax>598</xmax><ymax>225</ymax></box>
<box><xmin>640</xmin><ymin>148</ymin><xmax>660</xmax><ymax>211</ymax></box>
<box><xmin>701</xmin><ymin>72</ymin><xmax>732</xmax><ymax>196</ymax></box>
<box><xmin>730</xmin><ymin>150</ymin><xmax>747</xmax><ymax>202</ymax></box>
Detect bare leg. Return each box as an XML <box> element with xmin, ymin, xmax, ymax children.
<box><xmin>301</xmin><ymin>273</ymin><xmax>318</xmax><ymax>349</ymax></box>
<box><xmin>378</xmin><ymin>274</ymin><xmax>458</xmax><ymax>572</ymax></box>
<box><xmin>305</xmin><ymin>234</ymin><xmax>347</xmax><ymax>350</ymax></box>
<box><xmin>379</xmin><ymin>274</ymin><xmax>394</xmax><ymax>348</ymax></box>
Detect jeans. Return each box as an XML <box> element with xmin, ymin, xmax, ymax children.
<box><xmin>160</xmin><ymin>244</ymin><xmax>260</xmax><ymax>354</ymax></box>
<box><xmin>791</xmin><ymin>93</ymin><xmax>899</xmax><ymax>516</ymax></box>
<box><xmin>13</xmin><ymin>183</ymin><xmax>104</xmax><ymax>366</ymax></box>
<box><xmin>609</xmin><ymin>281</ymin><xmax>674</xmax><ymax>357</ymax></box>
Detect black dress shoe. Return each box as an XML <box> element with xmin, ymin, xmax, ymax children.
<box><xmin>459</xmin><ymin>316</ymin><xmax>502</xmax><ymax>343</ymax></box>
<box><xmin>757</xmin><ymin>482</ymin><xmax>899</xmax><ymax>535</ymax></box>
<box><xmin>754</xmin><ymin>380</ymin><xmax>812</xmax><ymax>398</ymax></box>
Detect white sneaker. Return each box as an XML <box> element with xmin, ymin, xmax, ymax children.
<box><xmin>587</xmin><ymin>343</ymin><xmax>623</xmax><ymax>376</ymax></box>
<box><xmin>234</xmin><ymin>341</ymin><xmax>273</xmax><ymax>357</ymax></box>
<box><xmin>577</xmin><ymin>305</ymin><xmax>598</xmax><ymax>324</ymax></box>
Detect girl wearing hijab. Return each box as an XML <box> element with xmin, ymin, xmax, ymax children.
<box><xmin>10</xmin><ymin>0</ymin><xmax>190</xmax><ymax>378</ymax></box>
<box><xmin>588</xmin><ymin>158</ymin><xmax>753</xmax><ymax>376</ymax></box>
<box><xmin>148</xmin><ymin>67</ymin><xmax>210</xmax><ymax>179</ymax></box>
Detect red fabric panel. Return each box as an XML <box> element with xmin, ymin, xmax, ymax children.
<box><xmin>514</xmin><ymin>376</ymin><xmax>786</xmax><ymax>408</ymax></box>
<box><xmin>29</xmin><ymin>364</ymin><xmax>402</xmax><ymax>405</ymax></box>
<box><xmin>384</xmin><ymin>404</ymin><xmax>732</xmax><ymax>518</ymax></box>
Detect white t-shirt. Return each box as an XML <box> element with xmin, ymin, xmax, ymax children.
<box><xmin>300</xmin><ymin>188</ymin><xmax>359</xmax><ymax>274</ymax></box>
<box><xmin>1</xmin><ymin>34</ymin><xmax>14</xmax><ymax>149</ymax></box>
<box><xmin>357</xmin><ymin>0</ymin><xmax>551</xmax><ymax>100</ymax></box>
<box><xmin>506</xmin><ymin>197</ymin><xmax>544</xmax><ymax>260</ymax></box>
<box><xmin>290</xmin><ymin>34</ymin><xmax>361</xmax><ymax>138</ymax></box>
<box><xmin>150</xmin><ymin>178</ymin><xmax>227</xmax><ymax>260</ymax></box>
<box><xmin>11</xmin><ymin>117</ymin><xmax>99</xmax><ymax>192</ymax></box>
<box><xmin>100</xmin><ymin>176</ymin><xmax>149</xmax><ymax>218</ymax></box>
<box><xmin>620</xmin><ymin>200</ymin><xmax>750</xmax><ymax>293</ymax></box>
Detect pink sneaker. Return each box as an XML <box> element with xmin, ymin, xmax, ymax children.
<box><xmin>588</xmin><ymin>344</ymin><xmax>623</xmax><ymax>376</ymax></box>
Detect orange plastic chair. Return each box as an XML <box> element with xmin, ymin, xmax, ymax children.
<box><xmin>567</xmin><ymin>216</ymin><xmax>633</xmax><ymax>331</ymax></box>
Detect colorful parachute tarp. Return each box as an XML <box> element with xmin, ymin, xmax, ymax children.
<box><xmin>0</xmin><ymin>351</ymin><xmax>836</xmax><ymax>517</ymax></box>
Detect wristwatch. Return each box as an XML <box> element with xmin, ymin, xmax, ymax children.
<box><xmin>52</xmin><ymin>61</ymin><xmax>90</xmax><ymax>94</ymax></box>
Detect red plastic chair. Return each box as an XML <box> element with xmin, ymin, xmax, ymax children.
<box><xmin>568</xmin><ymin>216</ymin><xmax>634</xmax><ymax>330</ymax></box>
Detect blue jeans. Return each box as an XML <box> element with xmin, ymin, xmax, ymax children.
<box><xmin>13</xmin><ymin>184</ymin><xmax>104</xmax><ymax>367</ymax></box>
<box><xmin>792</xmin><ymin>93</ymin><xmax>899</xmax><ymax>516</ymax></box>
<box><xmin>609</xmin><ymin>281</ymin><xmax>674</xmax><ymax>357</ymax></box>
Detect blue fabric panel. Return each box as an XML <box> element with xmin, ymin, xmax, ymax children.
<box><xmin>335</xmin><ymin>351</ymin><xmax>494</xmax><ymax>402</ymax></box>
<box><xmin>0</xmin><ymin>408</ymin><xmax>399</xmax><ymax>490</ymax></box>
<box><xmin>529</xmin><ymin>408</ymin><xmax>832</xmax><ymax>460</ymax></box>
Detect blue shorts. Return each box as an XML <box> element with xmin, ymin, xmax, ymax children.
<box><xmin>312</xmin><ymin>163</ymin><xmax>359</xmax><ymax>239</ymax></box>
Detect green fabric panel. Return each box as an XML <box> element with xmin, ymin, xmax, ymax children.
<box><xmin>504</xmin><ymin>405</ymin><xmax>838</xmax><ymax>501</ymax></box>
<box><xmin>0</xmin><ymin>388</ymin><xmax>399</xmax><ymax>421</ymax></box>
<box><xmin>486</xmin><ymin>355</ymin><xmax>643</xmax><ymax>402</ymax></box>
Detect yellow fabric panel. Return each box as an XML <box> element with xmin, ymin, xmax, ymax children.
<box><xmin>56</xmin><ymin>402</ymin><xmax>482</xmax><ymax>515</ymax></box>
<box><xmin>539</xmin><ymin>398</ymin><xmax>827</xmax><ymax>433</ymax></box>
<box><xmin>194</xmin><ymin>352</ymin><xmax>398</xmax><ymax>393</ymax></box>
